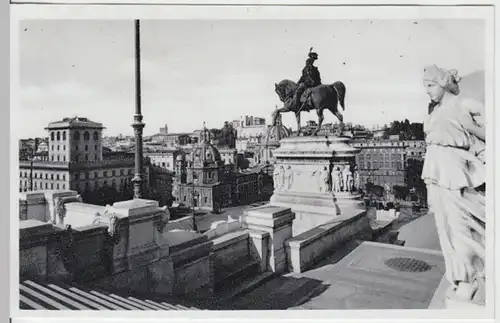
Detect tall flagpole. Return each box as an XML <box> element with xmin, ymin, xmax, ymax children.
<box><xmin>132</xmin><ymin>19</ymin><xmax>145</xmax><ymax>199</ymax></box>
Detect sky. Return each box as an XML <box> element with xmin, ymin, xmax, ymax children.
<box><xmin>17</xmin><ymin>19</ymin><xmax>486</xmax><ymax>138</ymax></box>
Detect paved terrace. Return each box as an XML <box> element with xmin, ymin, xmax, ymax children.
<box><xmin>215</xmin><ymin>212</ymin><xmax>444</xmax><ymax>310</ymax></box>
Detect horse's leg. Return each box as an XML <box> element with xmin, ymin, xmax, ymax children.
<box><xmin>313</xmin><ymin>108</ymin><xmax>324</xmax><ymax>136</ymax></box>
<box><xmin>328</xmin><ymin>93</ymin><xmax>344</xmax><ymax>136</ymax></box>
<box><xmin>296</xmin><ymin>112</ymin><xmax>302</xmax><ymax>135</ymax></box>
<box><xmin>273</xmin><ymin>107</ymin><xmax>290</xmax><ymax>125</ymax></box>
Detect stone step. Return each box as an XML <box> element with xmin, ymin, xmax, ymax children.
<box><xmin>20</xmin><ymin>294</ymin><xmax>46</xmax><ymax>310</ymax></box>
<box><xmin>214</xmin><ymin>271</ymin><xmax>276</xmax><ymax>307</ymax></box>
<box><xmin>45</xmin><ymin>283</ymin><xmax>109</xmax><ymax>310</ymax></box>
<box><xmin>215</xmin><ymin>257</ymin><xmax>261</xmax><ymax>292</ymax></box>
<box><xmin>106</xmin><ymin>293</ymin><xmax>155</xmax><ymax>310</ymax></box>
<box><xmin>23</xmin><ymin>280</ymin><xmax>92</xmax><ymax>310</ymax></box>
<box><xmin>20</xmin><ymin>284</ymin><xmax>71</xmax><ymax>310</ymax></box>
<box><xmin>229</xmin><ymin>275</ymin><xmax>323</xmax><ymax>310</ymax></box>
<box><xmin>19</xmin><ymin>279</ymin><xmax>200</xmax><ymax>311</ymax></box>
<box><xmin>64</xmin><ymin>285</ymin><xmax>128</xmax><ymax>310</ymax></box>
<box><xmin>88</xmin><ymin>290</ymin><xmax>142</xmax><ymax>310</ymax></box>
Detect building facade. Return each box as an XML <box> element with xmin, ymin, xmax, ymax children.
<box><xmin>352</xmin><ymin>140</ymin><xmax>407</xmax><ymax>190</ymax></box>
<box><xmin>19</xmin><ymin>117</ymin><xmax>150</xmax><ymax>205</ymax></box>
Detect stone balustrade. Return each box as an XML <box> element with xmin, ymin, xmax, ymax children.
<box><xmin>285</xmin><ymin>208</ymin><xmax>372</xmax><ymax>273</ymax></box>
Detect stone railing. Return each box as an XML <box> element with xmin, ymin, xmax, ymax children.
<box><xmin>18</xmin><ymin>198</ymin><xmax>217</xmax><ymax>298</ymax></box>
<box><xmin>284</xmin><ymin>209</ymin><xmax>372</xmax><ymax>273</ymax></box>
<box><xmin>19</xmin><ymin>190</ymin><xmax>82</xmax><ymax>224</ymax></box>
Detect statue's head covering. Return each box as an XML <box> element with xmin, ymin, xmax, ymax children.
<box><xmin>423</xmin><ymin>64</ymin><xmax>461</xmax><ymax>95</ymax></box>
<box><xmin>308</xmin><ymin>47</ymin><xmax>318</xmax><ymax>60</ymax></box>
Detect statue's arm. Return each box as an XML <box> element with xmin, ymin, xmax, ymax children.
<box><xmin>459</xmin><ymin>98</ymin><xmax>486</xmax><ymax>141</ymax></box>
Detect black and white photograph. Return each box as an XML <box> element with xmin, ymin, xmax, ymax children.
<box><xmin>10</xmin><ymin>3</ymin><xmax>495</xmax><ymax>321</ymax></box>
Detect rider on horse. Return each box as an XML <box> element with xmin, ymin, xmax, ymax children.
<box><xmin>294</xmin><ymin>48</ymin><xmax>322</xmax><ymax>111</ymax></box>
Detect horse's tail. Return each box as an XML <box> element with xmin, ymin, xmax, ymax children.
<box><xmin>331</xmin><ymin>81</ymin><xmax>346</xmax><ymax>111</ymax></box>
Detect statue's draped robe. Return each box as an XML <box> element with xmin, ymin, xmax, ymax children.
<box><xmin>422</xmin><ymin>95</ymin><xmax>485</xmax><ymax>303</ymax></box>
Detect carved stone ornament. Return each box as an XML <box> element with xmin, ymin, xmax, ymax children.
<box><xmin>108</xmin><ymin>215</ymin><xmax>119</xmax><ymax>237</ymax></box>
<box><xmin>155</xmin><ymin>206</ymin><xmax>171</xmax><ymax>233</ymax></box>
<box><xmin>53</xmin><ymin>197</ymin><xmax>67</xmax><ymax>223</ymax></box>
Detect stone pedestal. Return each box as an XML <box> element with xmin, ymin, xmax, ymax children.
<box><xmin>242</xmin><ymin>205</ymin><xmax>295</xmax><ymax>274</ymax></box>
<box><xmin>269</xmin><ymin>136</ymin><xmax>366</xmax><ymax>235</ymax></box>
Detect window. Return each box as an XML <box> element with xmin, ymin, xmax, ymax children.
<box><xmin>120</xmin><ymin>169</ymin><xmax>124</xmax><ymax>176</ymax></box>
<box><xmin>94</xmin><ymin>172</ymin><xmax>98</xmax><ymax>178</ymax></box>
<box><xmin>45</xmin><ymin>173</ymin><xmax>48</xmax><ymax>179</ymax></box>
<box><xmin>84</xmin><ymin>131</ymin><xmax>90</xmax><ymax>141</ymax></box>
<box><xmin>94</xmin><ymin>155</ymin><xmax>97</xmax><ymax>161</ymax></box>
<box><xmin>63</xmin><ymin>156</ymin><xmax>66</xmax><ymax>162</ymax></box>
<box><xmin>51</xmin><ymin>174</ymin><xmax>54</xmax><ymax>180</ymax></box>
<box><xmin>51</xmin><ymin>145</ymin><xmax>54</xmax><ymax>151</ymax></box>
<box><xmin>75</xmin><ymin>145</ymin><xmax>79</xmax><ymax>151</ymax></box>
<box><xmin>51</xmin><ymin>132</ymin><xmax>55</xmax><ymax>141</ymax></box>
<box><xmin>103</xmin><ymin>171</ymin><xmax>108</xmax><ymax>177</ymax></box>
<box><xmin>73</xmin><ymin>131</ymin><xmax>80</xmax><ymax>140</ymax></box>
<box><xmin>63</xmin><ymin>145</ymin><xmax>66</xmax><ymax>151</ymax></box>
<box><xmin>94</xmin><ymin>145</ymin><xmax>98</xmax><ymax>150</ymax></box>
<box><xmin>57</xmin><ymin>131</ymin><xmax>60</xmax><ymax>141</ymax></box>
<box><xmin>56</xmin><ymin>174</ymin><xmax>60</xmax><ymax>180</ymax></box>
<box><xmin>63</xmin><ymin>131</ymin><xmax>66</xmax><ymax>140</ymax></box>
<box><xmin>93</xmin><ymin>131</ymin><xmax>99</xmax><ymax>140</ymax></box>
<box><xmin>112</xmin><ymin>170</ymin><xmax>116</xmax><ymax>176</ymax></box>
<box><xmin>85</xmin><ymin>155</ymin><xmax>88</xmax><ymax>161</ymax></box>
<box><xmin>57</xmin><ymin>156</ymin><xmax>60</xmax><ymax>161</ymax></box>
<box><xmin>34</xmin><ymin>173</ymin><xmax>38</xmax><ymax>179</ymax></box>
<box><xmin>184</xmin><ymin>196</ymin><xmax>187</xmax><ymax>201</ymax></box>
<box><xmin>51</xmin><ymin>183</ymin><xmax>54</xmax><ymax>189</ymax></box>
<box><xmin>85</xmin><ymin>172</ymin><xmax>89</xmax><ymax>180</ymax></box>
<box><xmin>56</xmin><ymin>184</ymin><xmax>60</xmax><ymax>189</ymax></box>
<box><xmin>45</xmin><ymin>183</ymin><xmax>48</xmax><ymax>189</ymax></box>
<box><xmin>162</xmin><ymin>162</ymin><xmax>166</xmax><ymax>167</ymax></box>
<box><xmin>75</xmin><ymin>173</ymin><xmax>79</xmax><ymax>180</ymax></box>
<box><xmin>204</xmin><ymin>197</ymin><xmax>208</xmax><ymax>203</ymax></box>
<box><xmin>85</xmin><ymin>145</ymin><xmax>88</xmax><ymax>151</ymax></box>
<box><xmin>62</xmin><ymin>184</ymin><xmax>65</xmax><ymax>189</ymax></box>
<box><xmin>63</xmin><ymin>174</ymin><xmax>66</xmax><ymax>180</ymax></box>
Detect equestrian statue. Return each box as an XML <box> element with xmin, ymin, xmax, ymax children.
<box><xmin>273</xmin><ymin>48</ymin><xmax>346</xmax><ymax>136</ymax></box>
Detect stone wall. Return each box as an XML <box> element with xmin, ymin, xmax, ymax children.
<box><xmin>285</xmin><ymin>208</ymin><xmax>371</xmax><ymax>273</ymax></box>
<box><xmin>19</xmin><ymin>197</ymin><xmax>273</xmax><ymax>300</ymax></box>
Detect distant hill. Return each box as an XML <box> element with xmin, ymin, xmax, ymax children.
<box><xmin>459</xmin><ymin>70</ymin><xmax>485</xmax><ymax>104</ymax></box>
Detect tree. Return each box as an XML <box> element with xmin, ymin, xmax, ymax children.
<box><xmin>405</xmin><ymin>158</ymin><xmax>427</xmax><ymax>204</ymax></box>
<box><xmin>392</xmin><ymin>185</ymin><xmax>409</xmax><ymax>200</ymax></box>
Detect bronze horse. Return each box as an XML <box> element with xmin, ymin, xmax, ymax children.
<box><xmin>273</xmin><ymin>79</ymin><xmax>346</xmax><ymax>136</ymax></box>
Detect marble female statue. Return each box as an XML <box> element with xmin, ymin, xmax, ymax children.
<box><xmin>331</xmin><ymin>166</ymin><xmax>342</xmax><ymax>193</ymax></box>
<box><xmin>421</xmin><ymin>65</ymin><xmax>486</xmax><ymax>307</ymax></box>
<box><xmin>320</xmin><ymin>166</ymin><xmax>330</xmax><ymax>192</ymax></box>
<box><xmin>285</xmin><ymin>165</ymin><xmax>294</xmax><ymax>190</ymax></box>
<box><xmin>354</xmin><ymin>169</ymin><xmax>361</xmax><ymax>192</ymax></box>
<box><xmin>273</xmin><ymin>166</ymin><xmax>282</xmax><ymax>190</ymax></box>
<box><xmin>342</xmin><ymin>166</ymin><xmax>351</xmax><ymax>192</ymax></box>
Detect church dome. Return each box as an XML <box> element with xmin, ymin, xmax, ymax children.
<box><xmin>191</xmin><ymin>123</ymin><xmax>222</xmax><ymax>165</ymax></box>
<box><xmin>265</xmin><ymin>112</ymin><xmax>291</xmax><ymax>143</ymax></box>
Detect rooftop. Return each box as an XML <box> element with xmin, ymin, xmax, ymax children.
<box><xmin>45</xmin><ymin>117</ymin><xmax>104</xmax><ymax>130</ymax></box>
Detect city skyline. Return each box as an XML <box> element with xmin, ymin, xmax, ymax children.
<box><xmin>17</xmin><ymin>19</ymin><xmax>485</xmax><ymax>138</ymax></box>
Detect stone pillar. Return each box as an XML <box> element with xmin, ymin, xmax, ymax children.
<box><xmin>242</xmin><ymin>205</ymin><xmax>295</xmax><ymax>274</ymax></box>
<box><xmin>19</xmin><ymin>192</ymin><xmax>47</xmax><ymax>222</ymax></box>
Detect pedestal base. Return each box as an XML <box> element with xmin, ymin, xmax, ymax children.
<box><xmin>270</xmin><ymin>191</ymin><xmax>365</xmax><ymax>235</ymax></box>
